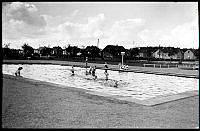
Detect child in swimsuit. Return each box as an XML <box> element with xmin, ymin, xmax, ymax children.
<box><xmin>71</xmin><ymin>66</ymin><xmax>74</xmax><ymax>75</ymax></box>
<box><xmin>104</xmin><ymin>69</ymin><xmax>109</xmax><ymax>81</ymax></box>
<box><xmin>92</xmin><ymin>66</ymin><xmax>97</xmax><ymax>79</ymax></box>
<box><xmin>15</xmin><ymin>67</ymin><xmax>23</xmax><ymax>76</ymax></box>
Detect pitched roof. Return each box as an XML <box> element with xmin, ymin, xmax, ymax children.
<box><xmin>180</xmin><ymin>48</ymin><xmax>188</xmax><ymax>53</ymax></box>
<box><xmin>102</xmin><ymin>45</ymin><xmax>126</xmax><ymax>52</ymax></box>
<box><xmin>181</xmin><ymin>48</ymin><xmax>199</xmax><ymax>56</ymax></box>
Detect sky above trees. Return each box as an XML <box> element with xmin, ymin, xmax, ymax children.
<box><xmin>2</xmin><ymin>2</ymin><xmax>199</xmax><ymax>49</ymax></box>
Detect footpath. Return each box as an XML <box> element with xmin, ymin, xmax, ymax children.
<box><xmin>3</xmin><ymin>59</ymin><xmax>199</xmax><ymax>79</ymax></box>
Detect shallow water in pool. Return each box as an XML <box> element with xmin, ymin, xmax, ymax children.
<box><xmin>3</xmin><ymin>64</ymin><xmax>199</xmax><ymax>100</ymax></box>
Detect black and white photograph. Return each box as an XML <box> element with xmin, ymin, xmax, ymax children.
<box><xmin>2</xmin><ymin>1</ymin><xmax>199</xmax><ymax>128</ymax></box>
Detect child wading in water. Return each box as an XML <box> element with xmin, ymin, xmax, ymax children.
<box><xmin>104</xmin><ymin>63</ymin><xmax>109</xmax><ymax>81</ymax></box>
<box><xmin>15</xmin><ymin>67</ymin><xmax>23</xmax><ymax>76</ymax></box>
<box><xmin>85</xmin><ymin>68</ymin><xmax>89</xmax><ymax>75</ymax></box>
<box><xmin>71</xmin><ymin>66</ymin><xmax>75</xmax><ymax>75</ymax></box>
<box><xmin>88</xmin><ymin>66</ymin><xmax>92</xmax><ymax>75</ymax></box>
<box><xmin>104</xmin><ymin>69</ymin><xmax>109</xmax><ymax>81</ymax></box>
<box><xmin>92</xmin><ymin>66</ymin><xmax>97</xmax><ymax>79</ymax></box>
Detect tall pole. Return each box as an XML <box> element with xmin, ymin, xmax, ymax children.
<box><xmin>97</xmin><ymin>38</ymin><xmax>99</xmax><ymax>48</ymax></box>
<box><xmin>122</xmin><ymin>55</ymin><xmax>124</xmax><ymax>66</ymax></box>
<box><xmin>121</xmin><ymin>52</ymin><xmax>125</xmax><ymax>66</ymax></box>
<box><xmin>86</xmin><ymin>57</ymin><xmax>88</xmax><ymax>67</ymax></box>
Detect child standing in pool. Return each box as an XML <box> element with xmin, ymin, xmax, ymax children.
<box><xmin>104</xmin><ymin>63</ymin><xmax>109</xmax><ymax>80</ymax></box>
<box><xmin>85</xmin><ymin>68</ymin><xmax>89</xmax><ymax>75</ymax></box>
<box><xmin>89</xmin><ymin>66</ymin><xmax>92</xmax><ymax>75</ymax></box>
<box><xmin>92</xmin><ymin>66</ymin><xmax>97</xmax><ymax>79</ymax></box>
<box><xmin>104</xmin><ymin>62</ymin><xmax>108</xmax><ymax>68</ymax></box>
<box><xmin>104</xmin><ymin>69</ymin><xmax>109</xmax><ymax>81</ymax></box>
<box><xmin>15</xmin><ymin>67</ymin><xmax>23</xmax><ymax>76</ymax></box>
<box><xmin>71</xmin><ymin>66</ymin><xmax>74</xmax><ymax>75</ymax></box>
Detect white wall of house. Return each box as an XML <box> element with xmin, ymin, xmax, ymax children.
<box><xmin>34</xmin><ymin>50</ymin><xmax>39</xmax><ymax>54</ymax></box>
<box><xmin>153</xmin><ymin>49</ymin><xmax>182</xmax><ymax>59</ymax></box>
<box><xmin>161</xmin><ymin>53</ymin><xmax>170</xmax><ymax>59</ymax></box>
<box><xmin>139</xmin><ymin>52</ymin><xmax>145</xmax><ymax>57</ymax></box>
<box><xmin>152</xmin><ymin>49</ymin><xmax>170</xmax><ymax>59</ymax></box>
<box><xmin>63</xmin><ymin>50</ymin><xmax>67</xmax><ymax>55</ymax></box>
<box><xmin>152</xmin><ymin>49</ymin><xmax>161</xmax><ymax>58</ymax></box>
<box><xmin>184</xmin><ymin>50</ymin><xmax>196</xmax><ymax>60</ymax></box>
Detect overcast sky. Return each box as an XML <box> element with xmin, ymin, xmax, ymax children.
<box><xmin>2</xmin><ymin>2</ymin><xmax>199</xmax><ymax>49</ymax></box>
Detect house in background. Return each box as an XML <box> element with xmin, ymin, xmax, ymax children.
<box><xmin>152</xmin><ymin>47</ymin><xmax>182</xmax><ymax>60</ymax></box>
<box><xmin>183</xmin><ymin>49</ymin><xmax>199</xmax><ymax>60</ymax></box>
<box><xmin>38</xmin><ymin>46</ymin><xmax>53</xmax><ymax>57</ymax></box>
<box><xmin>152</xmin><ymin>49</ymin><xmax>162</xmax><ymax>59</ymax></box>
<box><xmin>84</xmin><ymin>46</ymin><xmax>101</xmax><ymax>60</ymax></box>
<box><xmin>17</xmin><ymin>49</ymin><xmax>24</xmax><ymax>54</ymax></box>
<box><xmin>126</xmin><ymin>48</ymin><xmax>140</xmax><ymax>58</ymax></box>
<box><xmin>138</xmin><ymin>49</ymin><xmax>148</xmax><ymax>58</ymax></box>
<box><xmin>137</xmin><ymin>47</ymin><xmax>158</xmax><ymax>59</ymax></box>
<box><xmin>62</xmin><ymin>50</ymin><xmax>67</xmax><ymax>55</ymax></box>
<box><xmin>102</xmin><ymin>45</ymin><xmax>126</xmax><ymax>60</ymax></box>
<box><xmin>160</xmin><ymin>48</ymin><xmax>171</xmax><ymax>59</ymax></box>
<box><xmin>52</xmin><ymin>46</ymin><xmax>63</xmax><ymax>57</ymax></box>
<box><xmin>34</xmin><ymin>49</ymin><xmax>39</xmax><ymax>54</ymax></box>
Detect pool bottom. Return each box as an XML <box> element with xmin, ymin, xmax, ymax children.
<box><xmin>4</xmin><ymin>74</ymin><xmax>198</xmax><ymax>106</ymax></box>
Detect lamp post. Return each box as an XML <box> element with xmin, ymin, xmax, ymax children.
<box><xmin>121</xmin><ymin>52</ymin><xmax>125</xmax><ymax>66</ymax></box>
<box><xmin>86</xmin><ymin>57</ymin><xmax>88</xmax><ymax>67</ymax></box>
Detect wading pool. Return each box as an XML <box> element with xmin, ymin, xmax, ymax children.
<box><xmin>3</xmin><ymin>64</ymin><xmax>199</xmax><ymax>100</ymax></box>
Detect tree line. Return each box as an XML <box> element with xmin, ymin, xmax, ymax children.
<box><xmin>2</xmin><ymin>43</ymin><xmax>199</xmax><ymax>62</ymax></box>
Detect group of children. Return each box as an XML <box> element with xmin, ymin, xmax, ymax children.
<box><xmin>71</xmin><ymin>65</ymin><xmax>97</xmax><ymax>79</ymax></box>
<box><xmin>86</xmin><ymin>66</ymin><xmax>97</xmax><ymax>79</ymax></box>
<box><xmin>15</xmin><ymin>62</ymin><xmax>110</xmax><ymax>81</ymax></box>
<box><xmin>118</xmin><ymin>63</ymin><xmax>129</xmax><ymax>71</ymax></box>
<box><xmin>71</xmin><ymin>62</ymin><xmax>109</xmax><ymax>80</ymax></box>
<box><xmin>15</xmin><ymin>63</ymin><xmax>119</xmax><ymax>87</ymax></box>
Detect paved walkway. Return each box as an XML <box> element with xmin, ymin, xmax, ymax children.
<box><xmin>3</xmin><ymin>60</ymin><xmax>199</xmax><ymax>78</ymax></box>
<box><xmin>2</xmin><ymin>74</ymin><xmax>199</xmax><ymax>128</ymax></box>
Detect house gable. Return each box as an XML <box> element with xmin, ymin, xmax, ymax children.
<box><xmin>184</xmin><ymin>49</ymin><xmax>196</xmax><ymax>60</ymax></box>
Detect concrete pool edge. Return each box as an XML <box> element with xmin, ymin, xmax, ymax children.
<box><xmin>3</xmin><ymin>74</ymin><xmax>198</xmax><ymax>106</ymax></box>
<box><xmin>86</xmin><ymin>90</ymin><xmax>199</xmax><ymax>106</ymax></box>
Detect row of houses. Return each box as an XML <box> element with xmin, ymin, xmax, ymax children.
<box><xmin>3</xmin><ymin>45</ymin><xmax>199</xmax><ymax>60</ymax></box>
<box><xmin>128</xmin><ymin>46</ymin><xmax>198</xmax><ymax>60</ymax></box>
<box><xmin>102</xmin><ymin>45</ymin><xmax>198</xmax><ymax>60</ymax></box>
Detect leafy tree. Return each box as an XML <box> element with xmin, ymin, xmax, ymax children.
<box><xmin>3</xmin><ymin>43</ymin><xmax>11</xmax><ymax>57</ymax></box>
<box><xmin>9</xmin><ymin>49</ymin><xmax>22</xmax><ymax>59</ymax></box>
<box><xmin>130</xmin><ymin>48</ymin><xmax>139</xmax><ymax>57</ymax></box>
<box><xmin>103</xmin><ymin>45</ymin><xmax>126</xmax><ymax>57</ymax></box>
<box><xmin>40</xmin><ymin>46</ymin><xmax>52</xmax><ymax>56</ymax></box>
<box><xmin>52</xmin><ymin>46</ymin><xmax>63</xmax><ymax>57</ymax></box>
<box><xmin>85</xmin><ymin>46</ymin><xmax>101</xmax><ymax>60</ymax></box>
<box><xmin>22</xmin><ymin>43</ymin><xmax>34</xmax><ymax>57</ymax></box>
<box><xmin>65</xmin><ymin>45</ymin><xmax>81</xmax><ymax>57</ymax></box>
<box><xmin>3</xmin><ymin>43</ymin><xmax>10</xmax><ymax>48</ymax></box>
